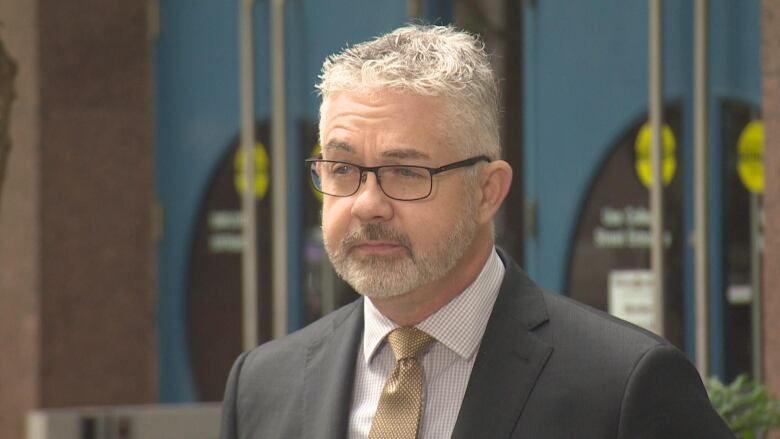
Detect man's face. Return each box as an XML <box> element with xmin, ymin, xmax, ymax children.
<box><xmin>319</xmin><ymin>90</ymin><xmax>479</xmax><ymax>299</ymax></box>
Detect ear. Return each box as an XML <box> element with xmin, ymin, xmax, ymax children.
<box><xmin>476</xmin><ymin>160</ymin><xmax>513</xmax><ymax>225</ymax></box>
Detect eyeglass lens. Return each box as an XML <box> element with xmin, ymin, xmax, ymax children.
<box><xmin>311</xmin><ymin>161</ymin><xmax>432</xmax><ymax>201</ymax></box>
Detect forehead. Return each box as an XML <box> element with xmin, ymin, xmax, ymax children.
<box><xmin>319</xmin><ymin>91</ymin><xmax>450</xmax><ymax>159</ymax></box>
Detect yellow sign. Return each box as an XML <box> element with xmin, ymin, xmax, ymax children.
<box><xmin>309</xmin><ymin>143</ymin><xmax>323</xmax><ymax>202</ymax></box>
<box><xmin>634</xmin><ymin>123</ymin><xmax>677</xmax><ymax>188</ymax></box>
<box><xmin>234</xmin><ymin>143</ymin><xmax>269</xmax><ymax>200</ymax></box>
<box><xmin>737</xmin><ymin>120</ymin><xmax>764</xmax><ymax>194</ymax></box>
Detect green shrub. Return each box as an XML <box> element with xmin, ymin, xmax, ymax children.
<box><xmin>707</xmin><ymin>375</ymin><xmax>780</xmax><ymax>439</ymax></box>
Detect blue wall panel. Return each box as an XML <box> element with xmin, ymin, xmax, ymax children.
<box><xmin>523</xmin><ymin>0</ymin><xmax>761</xmax><ymax>377</ymax></box>
<box><xmin>156</xmin><ymin>0</ymin><xmax>255</xmax><ymax>402</ymax></box>
<box><xmin>523</xmin><ymin>0</ymin><xmax>693</xmax><ymax>291</ymax></box>
<box><xmin>704</xmin><ymin>0</ymin><xmax>762</xmax><ymax>376</ymax></box>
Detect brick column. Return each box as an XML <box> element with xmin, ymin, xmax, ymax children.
<box><xmin>0</xmin><ymin>1</ymin><xmax>157</xmax><ymax>437</ymax></box>
<box><xmin>762</xmin><ymin>0</ymin><xmax>780</xmax><ymax>437</ymax></box>
<box><xmin>0</xmin><ymin>1</ymin><xmax>41</xmax><ymax>437</ymax></box>
<box><xmin>37</xmin><ymin>0</ymin><xmax>157</xmax><ymax>407</ymax></box>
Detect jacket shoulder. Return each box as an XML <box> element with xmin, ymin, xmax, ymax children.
<box><xmin>525</xmin><ymin>292</ymin><xmax>731</xmax><ymax>437</ymax></box>
<box><xmin>220</xmin><ymin>298</ymin><xmax>363</xmax><ymax>439</ymax></box>
<box><xmin>241</xmin><ymin>298</ymin><xmax>362</xmax><ymax>372</ymax></box>
<box><xmin>540</xmin><ymin>290</ymin><xmax>666</xmax><ymax>353</ymax></box>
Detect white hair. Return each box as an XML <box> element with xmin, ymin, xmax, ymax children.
<box><xmin>316</xmin><ymin>24</ymin><xmax>501</xmax><ymax>160</ymax></box>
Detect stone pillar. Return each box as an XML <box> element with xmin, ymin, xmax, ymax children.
<box><xmin>0</xmin><ymin>1</ymin><xmax>157</xmax><ymax>437</ymax></box>
<box><xmin>37</xmin><ymin>0</ymin><xmax>157</xmax><ymax>408</ymax></box>
<box><xmin>762</xmin><ymin>0</ymin><xmax>780</xmax><ymax>437</ymax></box>
<box><xmin>0</xmin><ymin>1</ymin><xmax>41</xmax><ymax>437</ymax></box>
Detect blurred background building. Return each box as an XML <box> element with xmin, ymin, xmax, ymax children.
<box><xmin>0</xmin><ymin>0</ymin><xmax>778</xmax><ymax>438</ymax></box>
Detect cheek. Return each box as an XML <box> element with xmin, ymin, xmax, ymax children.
<box><xmin>321</xmin><ymin>199</ymin><xmax>350</xmax><ymax>244</ymax></box>
<box><xmin>402</xmin><ymin>208</ymin><xmax>447</xmax><ymax>244</ymax></box>
<box><xmin>406</xmin><ymin>197</ymin><xmax>469</xmax><ymax>244</ymax></box>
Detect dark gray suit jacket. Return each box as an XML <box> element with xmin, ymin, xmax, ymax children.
<box><xmin>220</xmin><ymin>251</ymin><xmax>734</xmax><ymax>438</ymax></box>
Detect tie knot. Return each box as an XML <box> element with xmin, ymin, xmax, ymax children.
<box><xmin>386</xmin><ymin>327</ymin><xmax>435</xmax><ymax>361</ymax></box>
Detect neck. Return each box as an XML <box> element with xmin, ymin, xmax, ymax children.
<box><xmin>369</xmin><ymin>234</ymin><xmax>494</xmax><ymax>327</ymax></box>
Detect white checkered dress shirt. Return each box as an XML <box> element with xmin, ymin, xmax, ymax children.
<box><xmin>348</xmin><ymin>248</ymin><xmax>505</xmax><ymax>439</ymax></box>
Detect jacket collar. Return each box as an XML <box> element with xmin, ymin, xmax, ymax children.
<box><xmin>302</xmin><ymin>299</ymin><xmax>364</xmax><ymax>439</ymax></box>
<box><xmin>450</xmin><ymin>248</ymin><xmax>552</xmax><ymax>439</ymax></box>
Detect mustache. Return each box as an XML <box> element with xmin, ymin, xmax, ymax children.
<box><xmin>342</xmin><ymin>223</ymin><xmax>412</xmax><ymax>253</ymax></box>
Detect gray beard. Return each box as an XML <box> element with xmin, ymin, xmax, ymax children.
<box><xmin>323</xmin><ymin>198</ymin><xmax>478</xmax><ymax>299</ymax></box>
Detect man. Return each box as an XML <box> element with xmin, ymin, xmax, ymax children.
<box><xmin>220</xmin><ymin>25</ymin><xmax>733</xmax><ymax>438</ymax></box>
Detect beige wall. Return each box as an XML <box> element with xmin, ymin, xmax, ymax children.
<box><xmin>36</xmin><ymin>0</ymin><xmax>157</xmax><ymax>408</ymax></box>
<box><xmin>762</xmin><ymin>0</ymin><xmax>780</xmax><ymax>437</ymax></box>
<box><xmin>0</xmin><ymin>1</ymin><xmax>156</xmax><ymax>437</ymax></box>
<box><xmin>0</xmin><ymin>1</ymin><xmax>41</xmax><ymax>438</ymax></box>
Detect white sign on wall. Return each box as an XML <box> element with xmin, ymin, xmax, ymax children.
<box><xmin>608</xmin><ymin>270</ymin><xmax>657</xmax><ymax>333</ymax></box>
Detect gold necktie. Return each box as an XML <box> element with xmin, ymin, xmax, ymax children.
<box><xmin>368</xmin><ymin>327</ymin><xmax>435</xmax><ymax>439</ymax></box>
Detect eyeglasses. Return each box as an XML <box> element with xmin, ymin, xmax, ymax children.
<box><xmin>305</xmin><ymin>155</ymin><xmax>490</xmax><ymax>201</ymax></box>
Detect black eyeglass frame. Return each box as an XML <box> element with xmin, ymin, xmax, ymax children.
<box><xmin>305</xmin><ymin>155</ymin><xmax>491</xmax><ymax>201</ymax></box>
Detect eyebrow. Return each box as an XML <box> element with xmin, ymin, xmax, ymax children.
<box><xmin>322</xmin><ymin>141</ymin><xmax>354</xmax><ymax>154</ymax></box>
<box><xmin>321</xmin><ymin>142</ymin><xmax>430</xmax><ymax>160</ymax></box>
<box><xmin>381</xmin><ymin>149</ymin><xmax>430</xmax><ymax>160</ymax></box>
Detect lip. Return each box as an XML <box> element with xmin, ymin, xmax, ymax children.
<box><xmin>349</xmin><ymin>241</ymin><xmax>404</xmax><ymax>256</ymax></box>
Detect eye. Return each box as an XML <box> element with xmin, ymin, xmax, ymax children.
<box><xmin>327</xmin><ymin>162</ymin><xmax>356</xmax><ymax>176</ymax></box>
<box><xmin>390</xmin><ymin>166</ymin><xmax>427</xmax><ymax>179</ymax></box>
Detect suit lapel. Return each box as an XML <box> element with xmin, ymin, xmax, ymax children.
<box><xmin>451</xmin><ymin>251</ymin><xmax>553</xmax><ymax>439</ymax></box>
<box><xmin>302</xmin><ymin>299</ymin><xmax>364</xmax><ymax>439</ymax></box>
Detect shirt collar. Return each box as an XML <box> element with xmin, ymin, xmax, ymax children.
<box><xmin>362</xmin><ymin>248</ymin><xmax>505</xmax><ymax>364</ymax></box>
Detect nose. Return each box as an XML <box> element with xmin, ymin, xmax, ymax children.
<box><xmin>350</xmin><ymin>171</ymin><xmax>394</xmax><ymax>222</ymax></box>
